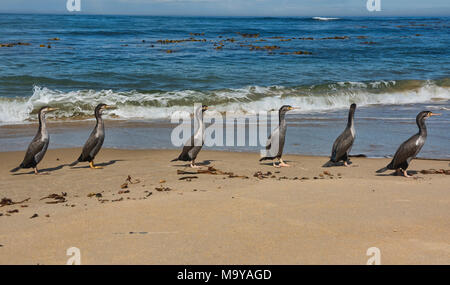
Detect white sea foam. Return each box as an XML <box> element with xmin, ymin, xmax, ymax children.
<box><xmin>312</xmin><ymin>17</ymin><xmax>340</xmax><ymax>21</ymax></box>
<box><xmin>0</xmin><ymin>82</ymin><xmax>449</xmax><ymax>123</ymax></box>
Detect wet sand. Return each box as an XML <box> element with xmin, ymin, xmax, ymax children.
<box><xmin>0</xmin><ymin>148</ymin><xmax>449</xmax><ymax>264</ymax></box>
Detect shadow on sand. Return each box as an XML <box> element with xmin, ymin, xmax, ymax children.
<box><xmin>70</xmin><ymin>159</ymin><xmax>124</xmax><ymax>169</ymax></box>
<box><xmin>171</xmin><ymin>159</ymin><xmax>216</xmax><ymax>168</ymax></box>
<box><xmin>11</xmin><ymin>160</ymin><xmax>124</xmax><ymax>175</ymax></box>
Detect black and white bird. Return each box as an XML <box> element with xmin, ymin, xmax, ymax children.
<box><xmin>69</xmin><ymin>103</ymin><xmax>114</xmax><ymax>169</ymax></box>
<box><xmin>259</xmin><ymin>105</ymin><xmax>296</xmax><ymax>167</ymax></box>
<box><xmin>376</xmin><ymin>111</ymin><xmax>440</xmax><ymax>177</ymax></box>
<box><xmin>323</xmin><ymin>103</ymin><xmax>357</xmax><ymax>167</ymax></box>
<box><xmin>171</xmin><ymin>105</ymin><xmax>209</xmax><ymax>168</ymax></box>
<box><xmin>10</xmin><ymin>106</ymin><xmax>58</xmax><ymax>175</ymax></box>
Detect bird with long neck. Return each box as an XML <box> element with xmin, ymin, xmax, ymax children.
<box><xmin>69</xmin><ymin>103</ymin><xmax>114</xmax><ymax>169</ymax></box>
<box><xmin>259</xmin><ymin>105</ymin><xmax>296</xmax><ymax>168</ymax></box>
<box><xmin>376</xmin><ymin>111</ymin><xmax>440</xmax><ymax>177</ymax></box>
<box><xmin>10</xmin><ymin>106</ymin><xmax>58</xmax><ymax>175</ymax></box>
<box><xmin>172</xmin><ymin>105</ymin><xmax>209</xmax><ymax>168</ymax></box>
<box><xmin>324</xmin><ymin>103</ymin><xmax>357</xmax><ymax>167</ymax></box>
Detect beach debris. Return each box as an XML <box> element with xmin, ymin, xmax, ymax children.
<box><xmin>159</xmin><ymin>179</ymin><xmax>166</xmax><ymax>184</ymax></box>
<box><xmin>112</xmin><ymin>197</ymin><xmax>124</xmax><ymax>202</ymax></box>
<box><xmin>87</xmin><ymin>193</ymin><xmax>102</xmax><ymax>198</ymax></box>
<box><xmin>253</xmin><ymin>171</ymin><xmax>273</xmax><ymax>179</ymax></box>
<box><xmin>49</xmin><ymin>37</ymin><xmax>60</xmax><ymax>41</ymax></box>
<box><xmin>129</xmin><ymin>232</ymin><xmax>148</xmax><ymax>235</ymax></box>
<box><xmin>40</xmin><ymin>193</ymin><xmax>67</xmax><ymax>204</ymax></box>
<box><xmin>7</xmin><ymin>209</ymin><xmax>19</xmax><ymax>214</ymax></box>
<box><xmin>145</xmin><ymin>192</ymin><xmax>153</xmax><ymax>197</ymax></box>
<box><xmin>30</xmin><ymin>214</ymin><xmax>38</xmax><ymax>219</ymax></box>
<box><xmin>45</xmin><ymin>214</ymin><xmax>50</xmax><ymax>218</ymax></box>
<box><xmin>155</xmin><ymin>186</ymin><xmax>172</xmax><ymax>192</ymax></box>
<box><xmin>126</xmin><ymin>175</ymin><xmax>141</xmax><ymax>184</ymax></box>
<box><xmin>118</xmin><ymin>190</ymin><xmax>130</xmax><ymax>194</ymax></box>
<box><xmin>0</xmin><ymin>197</ymin><xmax>30</xmax><ymax>207</ymax></box>
<box><xmin>179</xmin><ymin>176</ymin><xmax>199</xmax><ymax>181</ymax></box>
<box><xmin>0</xmin><ymin>213</ymin><xmax>3</xmax><ymax>217</ymax></box>
<box><xmin>177</xmin><ymin>167</ymin><xmax>247</xmax><ymax>179</ymax></box>
<box><xmin>420</xmin><ymin>169</ymin><xmax>450</xmax><ymax>175</ymax></box>
<box><xmin>120</xmin><ymin>175</ymin><xmax>141</xmax><ymax>189</ymax></box>
<box><xmin>361</xmin><ymin>41</ymin><xmax>376</xmax><ymax>45</ymax></box>
<box><xmin>177</xmin><ymin>170</ymin><xmax>197</xmax><ymax>175</ymax></box>
<box><xmin>198</xmin><ymin>166</ymin><xmax>248</xmax><ymax>178</ymax></box>
<box><xmin>166</xmin><ymin>49</ymin><xmax>173</xmax><ymax>53</ymax></box>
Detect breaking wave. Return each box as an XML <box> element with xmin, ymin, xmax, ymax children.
<box><xmin>0</xmin><ymin>79</ymin><xmax>449</xmax><ymax>123</ymax></box>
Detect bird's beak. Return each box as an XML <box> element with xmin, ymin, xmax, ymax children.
<box><xmin>289</xmin><ymin>107</ymin><xmax>298</xmax><ymax>110</ymax></box>
<box><xmin>429</xmin><ymin>112</ymin><xmax>441</xmax><ymax>117</ymax></box>
<box><xmin>104</xmin><ymin>105</ymin><xmax>115</xmax><ymax>110</ymax></box>
<box><xmin>48</xmin><ymin>107</ymin><xmax>59</xmax><ymax>112</ymax></box>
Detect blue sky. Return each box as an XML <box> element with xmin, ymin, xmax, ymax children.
<box><xmin>1</xmin><ymin>0</ymin><xmax>449</xmax><ymax>16</ymax></box>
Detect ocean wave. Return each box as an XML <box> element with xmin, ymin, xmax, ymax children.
<box><xmin>312</xmin><ymin>17</ymin><xmax>340</xmax><ymax>21</ymax></box>
<box><xmin>0</xmin><ymin>80</ymin><xmax>449</xmax><ymax>123</ymax></box>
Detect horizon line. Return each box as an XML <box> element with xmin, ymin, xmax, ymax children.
<box><xmin>0</xmin><ymin>11</ymin><xmax>449</xmax><ymax>17</ymax></box>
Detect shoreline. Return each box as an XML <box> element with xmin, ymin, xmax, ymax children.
<box><xmin>1</xmin><ymin>148</ymin><xmax>449</xmax><ymax>264</ymax></box>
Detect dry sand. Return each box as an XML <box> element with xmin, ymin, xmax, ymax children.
<box><xmin>0</xmin><ymin>148</ymin><xmax>449</xmax><ymax>264</ymax></box>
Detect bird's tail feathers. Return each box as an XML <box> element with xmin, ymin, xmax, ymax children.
<box><xmin>376</xmin><ymin>167</ymin><xmax>388</xmax><ymax>173</ymax></box>
<box><xmin>10</xmin><ymin>165</ymin><xmax>21</xmax><ymax>173</ymax></box>
<box><xmin>259</xmin><ymin>157</ymin><xmax>273</xmax><ymax>162</ymax></box>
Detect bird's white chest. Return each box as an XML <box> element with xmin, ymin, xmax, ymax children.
<box><xmin>350</xmin><ymin>124</ymin><xmax>355</xmax><ymax>137</ymax></box>
<box><xmin>415</xmin><ymin>137</ymin><xmax>424</xmax><ymax>146</ymax></box>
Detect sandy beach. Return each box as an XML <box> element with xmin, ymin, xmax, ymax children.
<box><xmin>0</xmin><ymin>148</ymin><xmax>449</xmax><ymax>264</ymax></box>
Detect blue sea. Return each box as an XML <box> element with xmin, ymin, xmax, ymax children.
<box><xmin>0</xmin><ymin>14</ymin><xmax>449</xmax><ymax>157</ymax></box>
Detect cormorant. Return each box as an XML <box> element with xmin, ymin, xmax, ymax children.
<box><xmin>10</xmin><ymin>106</ymin><xmax>58</xmax><ymax>175</ymax></box>
<box><xmin>259</xmin><ymin>105</ymin><xmax>296</xmax><ymax>167</ymax></box>
<box><xmin>323</xmin><ymin>103</ymin><xmax>357</xmax><ymax>167</ymax></box>
<box><xmin>376</xmin><ymin>111</ymin><xmax>440</xmax><ymax>177</ymax></box>
<box><xmin>69</xmin><ymin>103</ymin><xmax>113</xmax><ymax>169</ymax></box>
<box><xmin>171</xmin><ymin>105</ymin><xmax>208</xmax><ymax>168</ymax></box>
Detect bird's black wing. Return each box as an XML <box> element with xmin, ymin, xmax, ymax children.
<box><xmin>21</xmin><ymin>138</ymin><xmax>47</xmax><ymax>168</ymax></box>
<box><xmin>389</xmin><ymin>134</ymin><xmax>421</xmax><ymax>169</ymax></box>
<box><xmin>260</xmin><ymin>126</ymin><xmax>280</xmax><ymax>160</ymax></box>
<box><xmin>330</xmin><ymin>128</ymin><xmax>354</xmax><ymax>162</ymax></box>
<box><xmin>176</xmin><ymin>135</ymin><xmax>195</xmax><ymax>161</ymax></box>
<box><xmin>79</xmin><ymin>133</ymin><xmax>102</xmax><ymax>161</ymax></box>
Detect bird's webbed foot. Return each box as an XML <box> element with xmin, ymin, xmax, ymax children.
<box><xmin>89</xmin><ymin>161</ymin><xmax>103</xmax><ymax>169</ymax></box>
<box><xmin>190</xmin><ymin>161</ymin><xmax>200</xmax><ymax>168</ymax></box>
<box><xmin>279</xmin><ymin>159</ymin><xmax>291</xmax><ymax>167</ymax></box>
<box><xmin>34</xmin><ymin>168</ymin><xmax>49</xmax><ymax>175</ymax></box>
<box><xmin>402</xmin><ymin>169</ymin><xmax>412</xmax><ymax>178</ymax></box>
